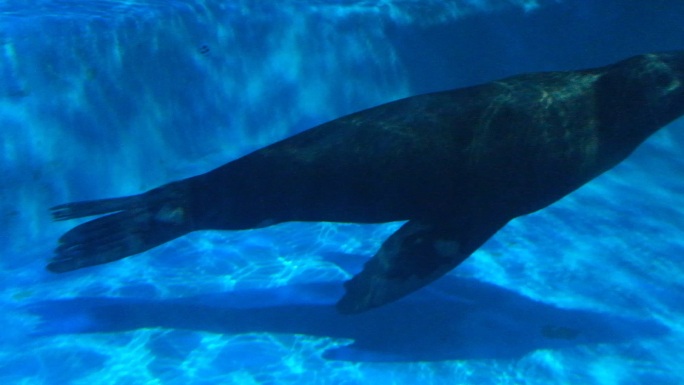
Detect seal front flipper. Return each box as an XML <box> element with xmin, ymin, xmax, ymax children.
<box><xmin>336</xmin><ymin>217</ymin><xmax>507</xmax><ymax>314</ymax></box>
<box><xmin>48</xmin><ymin>184</ymin><xmax>193</xmax><ymax>273</ymax></box>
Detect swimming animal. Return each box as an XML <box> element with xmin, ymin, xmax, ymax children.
<box><xmin>49</xmin><ymin>51</ymin><xmax>684</xmax><ymax>314</ymax></box>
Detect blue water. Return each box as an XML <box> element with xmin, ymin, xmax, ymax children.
<box><xmin>2</xmin><ymin>0</ymin><xmax>684</xmax><ymax>383</ymax></box>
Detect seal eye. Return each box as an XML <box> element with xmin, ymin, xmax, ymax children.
<box><xmin>665</xmin><ymin>77</ymin><xmax>682</xmax><ymax>93</ymax></box>
<box><xmin>654</xmin><ymin>72</ymin><xmax>670</xmax><ymax>87</ymax></box>
<box><xmin>652</xmin><ymin>71</ymin><xmax>681</xmax><ymax>94</ymax></box>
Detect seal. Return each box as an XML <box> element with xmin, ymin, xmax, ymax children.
<box><xmin>49</xmin><ymin>51</ymin><xmax>684</xmax><ymax>314</ymax></box>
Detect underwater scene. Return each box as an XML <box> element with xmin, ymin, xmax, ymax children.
<box><xmin>2</xmin><ymin>0</ymin><xmax>684</xmax><ymax>384</ymax></box>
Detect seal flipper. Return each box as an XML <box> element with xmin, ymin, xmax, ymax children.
<box><xmin>48</xmin><ymin>185</ymin><xmax>192</xmax><ymax>273</ymax></box>
<box><xmin>336</xmin><ymin>217</ymin><xmax>506</xmax><ymax>314</ymax></box>
<box><xmin>51</xmin><ymin>196</ymin><xmax>146</xmax><ymax>221</ymax></box>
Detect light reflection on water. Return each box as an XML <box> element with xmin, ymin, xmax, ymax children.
<box><xmin>1</xmin><ymin>1</ymin><xmax>684</xmax><ymax>384</ymax></box>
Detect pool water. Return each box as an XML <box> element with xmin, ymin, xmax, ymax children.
<box><xmin>2</xmin><ymin>1</ymin><xmax>684</xmax><ymax>384</ymax></box>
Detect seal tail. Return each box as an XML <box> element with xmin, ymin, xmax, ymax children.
<box><xmin>48</xmin><ymin>187</ymin><xmax>192</xmax><ymax>273</ymax></box>
<box><xmin>51</xmin><ymin>196</ymin><xmax>144</xmax><ymax>221</ymax></box>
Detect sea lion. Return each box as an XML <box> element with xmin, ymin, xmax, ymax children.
<box><xmin>49</xmin><ymin>51</ymin><xmax>684</xmax><ymax>314</ymax></box>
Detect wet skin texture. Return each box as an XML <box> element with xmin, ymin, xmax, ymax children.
<box><xmin>49</xmin><ymin>51</ymin><xmax>684</xmax><ymax>313</ymax></box>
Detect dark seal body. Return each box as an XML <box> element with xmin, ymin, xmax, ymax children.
<box><xmin>50</xmin><ymin>52</ymin><xmax>684</xmax><ymax>313</ymax></box>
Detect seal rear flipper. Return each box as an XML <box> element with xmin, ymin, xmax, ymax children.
<box><xmin>336</xmin><ymin>217</ymin><xmax>506</xmax><ymax>314</ymax></box>
<box><xmin>51</xmin><ymin>196</ymin><xmax>145</xmax><ymax>221</ymax></box>
<box><xmin>48</xmin><ymin>186</ymin><xmax>192</xmax><ymax>273</ymax></box>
